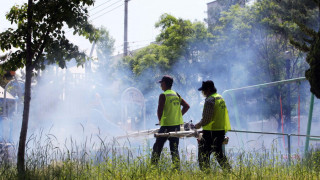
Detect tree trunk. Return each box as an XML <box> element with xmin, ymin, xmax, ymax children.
<box><xmin>17</xmin><ymin>66</ymin><xmax>32</xmax><ymax>176</ymax></box>
<box><xmin>17</xmin><ymin>0</ymin><xmax>33</xmax><ymax>178</ymax></box>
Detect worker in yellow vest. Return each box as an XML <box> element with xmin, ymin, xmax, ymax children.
<box><xmin>151</xmin><ymin>75</ymin><xmax>190</xmax><ymax>169</ymax></box>
<box><xmin>195</xmin><ymin>80</ymin><xmax>231</xmax><ymax>171</ymax></box>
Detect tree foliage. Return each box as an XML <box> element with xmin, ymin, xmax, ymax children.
<box><xmin>210</xmin><ymin>1</ymin><xmax>308</xmax><ymax>133</ymax></box>
<box><xmin>124</xmin><ymin>14</ymin><xmax>212</xmax><ymax>78</ymax></box>
<box><xmin>125</xmin><ymin>44</ymin><xmax>170</xmax><ymax>75</ymax></box>
<box><xmin>0</xmin><ymin>0</ymin><xmax>98</xmax><ymax>71</ymax></box>
<box><xmin>273</xmin><ymin>0</ymin><xmax>320</xmax><ymax>98</ymax></box>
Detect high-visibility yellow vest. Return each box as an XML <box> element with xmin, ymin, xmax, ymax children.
<box><xmin>202</xmin><ymin>93</ymin><xmax>231</xmax><ymax>131</ymax></box>
<box><xmin>160</xmin><ymin>90</ymin><xmax>183</xmax><ymax>126</ymax></box>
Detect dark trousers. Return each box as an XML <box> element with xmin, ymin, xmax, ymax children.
<box><xmin>151</xmin><ymin>125</ymin><xmax>180</xmax><ymax>166</ymax></box>
<box><xmin>198</xmin><ymin>130</ymin><xmax>231</xmax><ymax>170</ymax></box>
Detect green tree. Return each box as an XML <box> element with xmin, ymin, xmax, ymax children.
<box><xmin>273</xmin><ymin>0</ymin><xmax>320</xmax><ymax>98</ymax></box>
<box><xmin>0</xmin><ymin>0</ymin><xmax>98</xmax><ymax>176</ymax></box>
<box><xmin>155</xmin><ymin>14</ymin><xmax>212</xmax><ymax>65</ymax></box>
<box><xmin>125</xmin><ymin>44</ymin><xmax>170</xmax><ymax>75</ymax></box>
<box><xmin>0</xmin><ymin>52</ymin><xmax>14</xmax><ymax>87</ymax></box>
<box><xmin>210</xmin><ymin>2</ymin><xmax>308</xmax><ymax>133</ymax></box>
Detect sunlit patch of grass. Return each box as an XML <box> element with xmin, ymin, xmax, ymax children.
<box><xmin>1</xmin><ymin>133</ymin><xmax>320</xmax><ymax>179</ymax></box>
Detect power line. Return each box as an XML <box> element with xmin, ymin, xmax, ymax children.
<box><xmin>113</xmin><ymin>41</ymin><xmax>154</xmax><ymax>55</ymax></box>
<box><xmin>90</xmin><ymin>0</ymin><xmax>123</xmax><ymax>19</ymax></box>
<box><xmin>130</xmin><ymin>39</ymin><xmax>155</xmax><ymax>44</ymax></box>
<box><xmin>64</xmin><ymin>1</ymin><xmax>123</xmax><ymax>34</ymax></box>
<box><xmin>88</xmin><ymin>0</ymin><xmax>114</xmax><ymax>12</ymax></box>
<box><xmin>64</xmin><ymin>0</ymin><xmax>136</xmax><ymax>54</ymax></box>
<box><xmin>90</xmin><ymin>3</ymin><xmax>123</xmax><ymax>21</ymax></box>
<box><xmin>114</xmin><ymin>39</ymin><xmax>154</xmax><ymax>49</ymax></box>
<box><xmin>129</xmin><ymin>43</ymin><xmax>152</xmax><ymax>49</ymax></box>
<box><xmin>114</xmin><ymin>40</ymin><xmax>155</xmax><ymax>50</ymax></box>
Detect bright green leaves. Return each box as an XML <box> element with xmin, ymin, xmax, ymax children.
<box><xmin>155</xmin><ymin>14</ymin><xmax>211</xmax><ymax>64</ymax></box>
<box><xmin>0</xmin><ymin>0</ymin><xmax>99</xmax><ymax>72</ymax></box>
<box><xmin>124</xmin><ymin>14</ymin><xmax>211</xmax><ymax>77</ymax></box>
<box><xmin>125</xmin><ymin>44</ymin><xmax>170</xmax><ymax>75</ymax></box>
<box><xmin>156</xmin><ymin>14</ymin><xmax>193</xmax><ymax>50</ymax></box>
<box><xmin>6</xmin><ymin>4</ymin><xmax>28</xmax><ymax>24</ymax></box>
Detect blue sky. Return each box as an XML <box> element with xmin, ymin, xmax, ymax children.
<box><xmin>0</xmin><ymin>0</ymin><xmax>211</xmax><ymax>56</ymax></box>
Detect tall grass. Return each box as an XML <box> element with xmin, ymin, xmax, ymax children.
<box><xmin>1</xmin><ymin>132</ymin><xmax>320</xmax><ymax>180</ymax></box>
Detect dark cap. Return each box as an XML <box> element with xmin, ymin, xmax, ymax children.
<box><xmin>158</xmin><ymin>75</ymin><xmax>173</xmax><ymax>85</ymax></box>
<box><xmin>198</xmin><ymin>80</ymin><xmax>216</xmax><ymax>91</ymax></box>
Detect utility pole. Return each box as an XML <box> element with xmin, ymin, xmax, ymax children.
<box><xmin>124</xmin><ymin>0</ymin><xmax>129</xmax><ymax>57</ymax></box>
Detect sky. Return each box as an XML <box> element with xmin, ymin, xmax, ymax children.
<box><xmin>0</xmin><ymin>0</ymin><xmax>212</xmax><ymax>56</ymax></box>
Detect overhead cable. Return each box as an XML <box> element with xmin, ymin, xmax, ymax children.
<box><xmin>90</xmin><ymin>0</ymin><xmax>123</xmax><ymax>19</ymax></box>
<box><xmin>90</xmin><ymin>4</ymin><xmax>124</xmax><ymax>21</ymax></box>
<box><xmin>88</xmin><ymin>0</ymin><xmax>114</xmax><ymax>12</ymax></box>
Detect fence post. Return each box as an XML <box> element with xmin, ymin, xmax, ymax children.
<box><xmin>305</xmin><ymin>94</ymin><xmax>315</xmax><ymax>155</ymax></box>
<box><xmin>287</xmin><ymin>134</ymin><xmax>291</xmax><ymax>165</ymax></box>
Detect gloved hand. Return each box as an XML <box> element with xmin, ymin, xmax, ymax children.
<box><xmin>190</xmin><ymin>123</ymin><xmax>195</xmax><ymax>130</ymax></box>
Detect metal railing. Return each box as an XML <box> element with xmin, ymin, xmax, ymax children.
<box><xmin>227</xmin><ymin>129</ymin><xmax>320</xmax><ymax>164</ymax></box>
<box><xmin>221</xmin><ymin>77</ymin><xmax>316</xmax><ymax>155</ymax></box>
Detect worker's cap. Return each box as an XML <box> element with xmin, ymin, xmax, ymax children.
<box><xmin>158</xmin><ymin>75</ymin><xmax>173</xmax><ymax>85</ymax></box>
<box><xmin>198</xmin><ymin>80</ymin><xmax>215</xmax><ymax>91</ymax></box>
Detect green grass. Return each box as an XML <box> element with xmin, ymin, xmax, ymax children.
<box><xmin>1</xmin><ymin>134</ymin><xmax>320</xmax><ymax>180</ymax></box>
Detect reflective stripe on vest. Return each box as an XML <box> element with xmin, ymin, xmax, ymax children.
<box><xmin>202</xmin><ymin>93</ymin><xmax>231</xmax><ymax>131</ymax></box>
<box><xmin>160</xmin><ymin>90</ymin><xmax>183</xmax><ymax>126</ymax></box>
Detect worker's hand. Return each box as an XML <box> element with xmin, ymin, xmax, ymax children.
<box><xmin>195</xmin><ymin>123</ymin><xmax>201</xmax><ymax>129</ymax></box>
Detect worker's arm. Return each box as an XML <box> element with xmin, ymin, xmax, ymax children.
<box><xmin>195</xmin><ymin>97</ymin><xmax>215</xmax><ymax>129</ymax></box>
<box><xmin>180</xmin><ymin>98</ymin><xmax>190</xmax><ymax>116</ymax></box>
<box><xmin>157</xmin><ymin>94</ymin><xmax>165</xmax><ymax>122</ymax></box>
